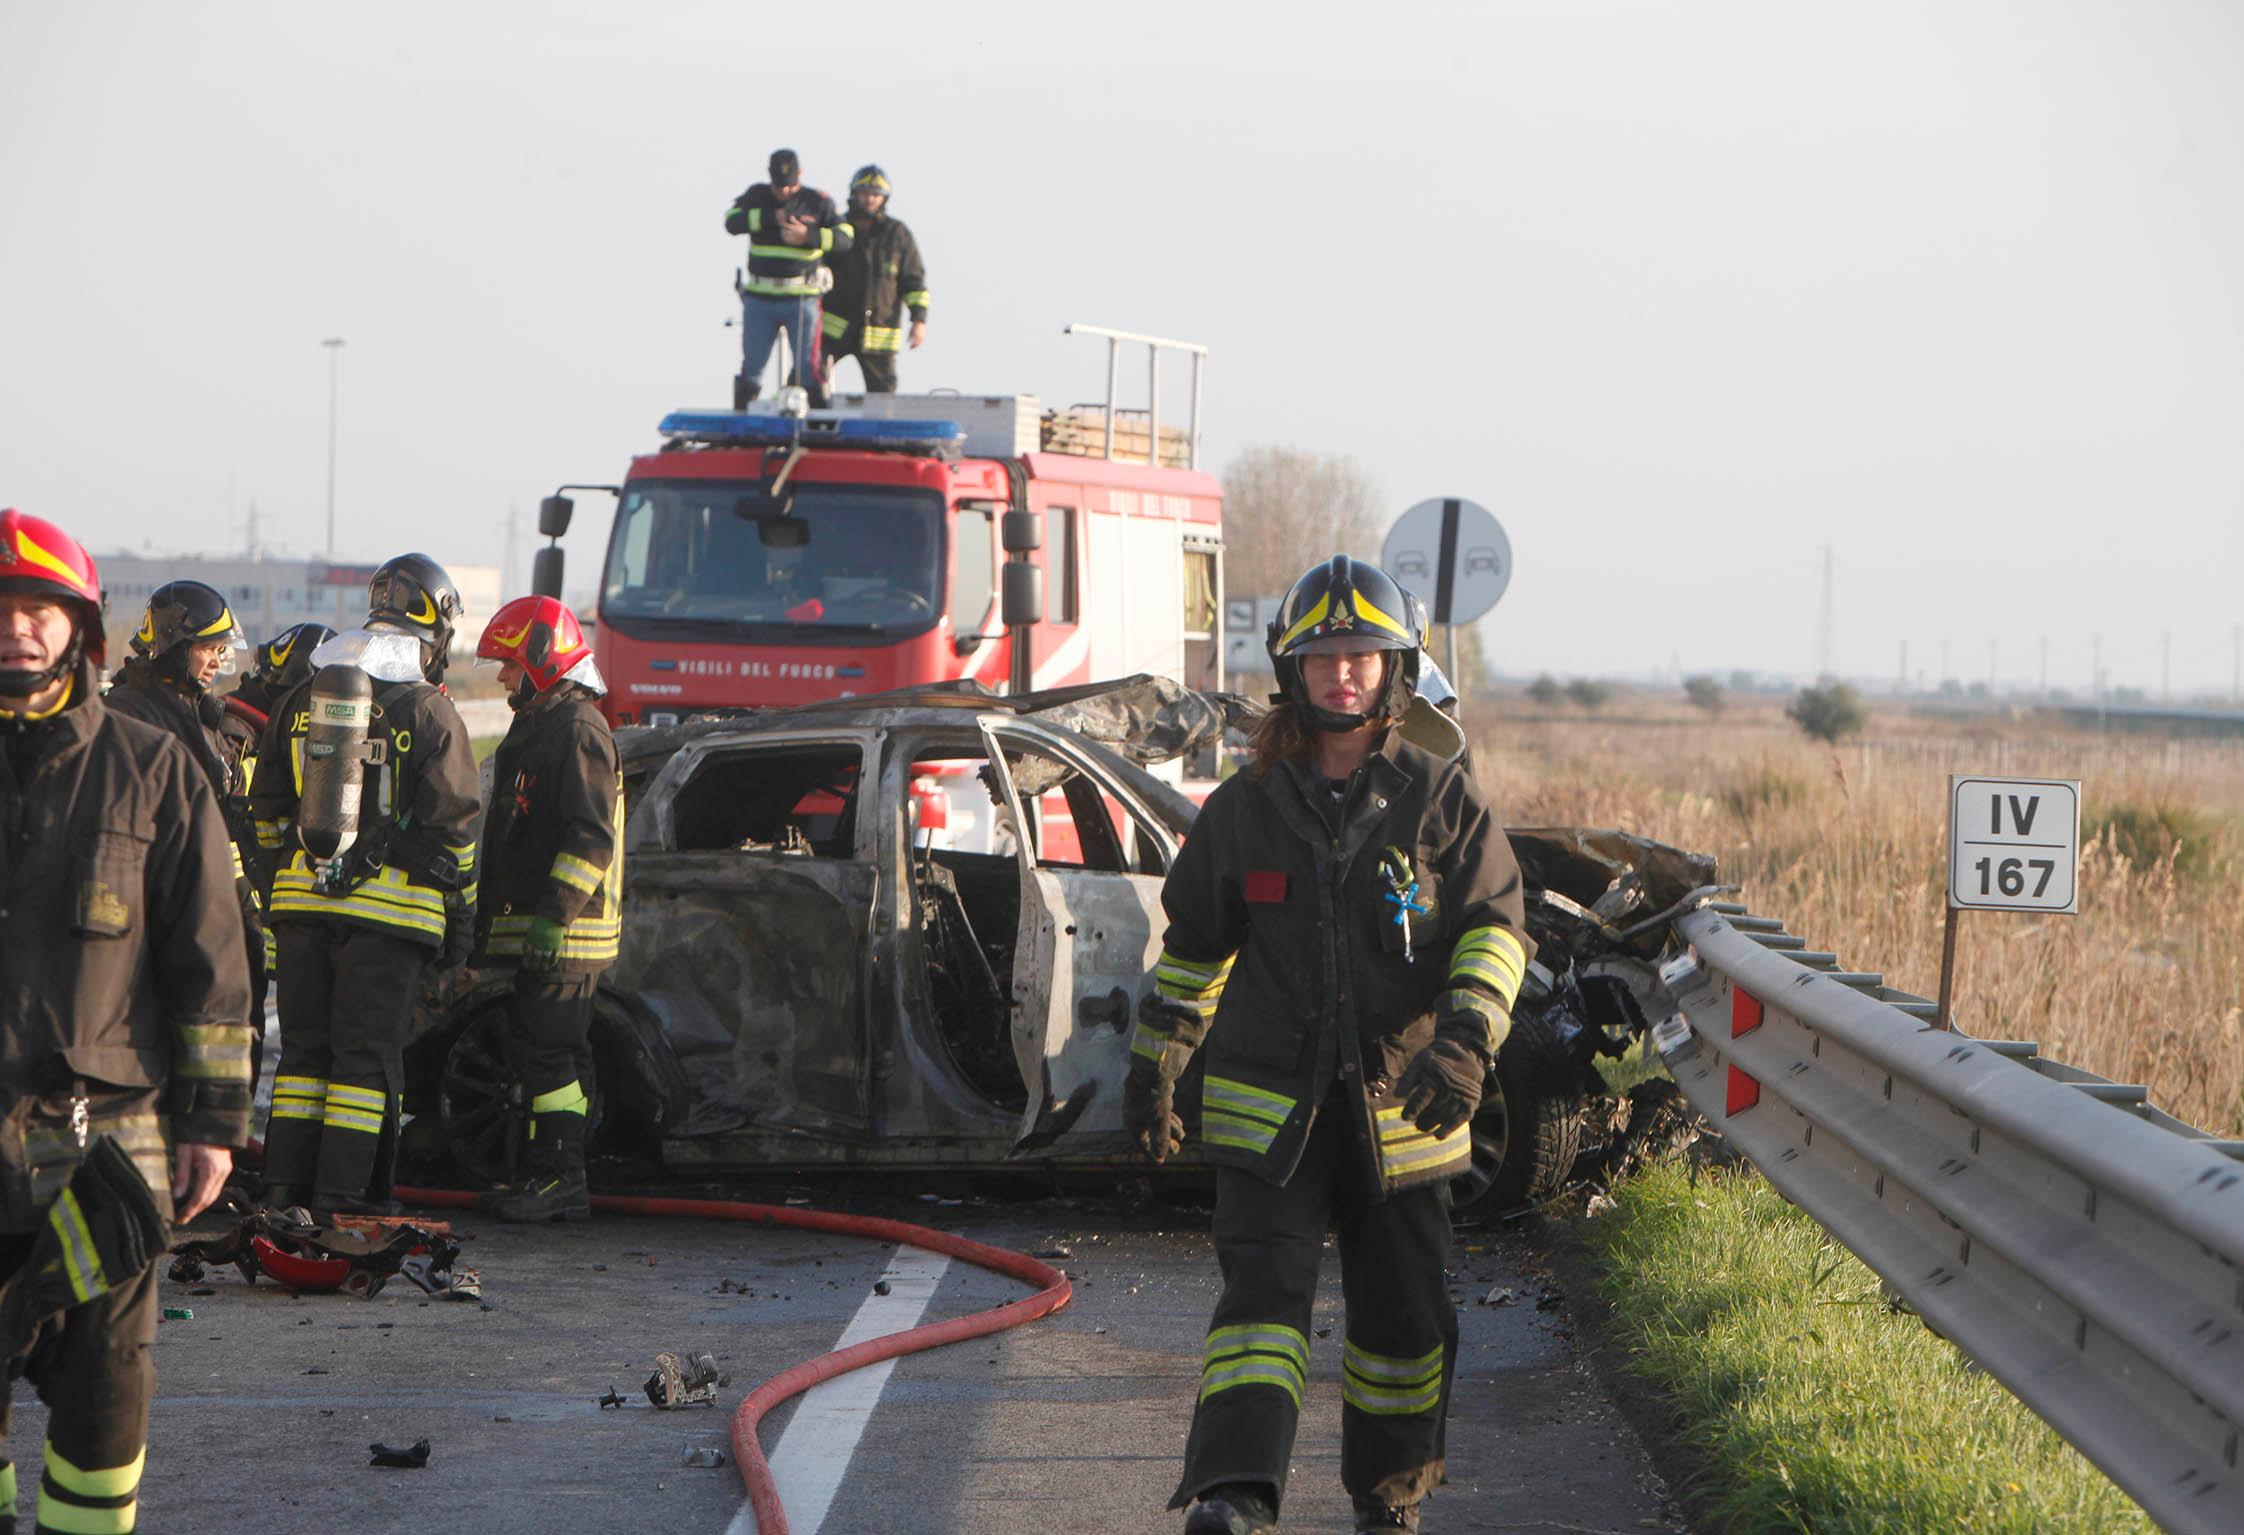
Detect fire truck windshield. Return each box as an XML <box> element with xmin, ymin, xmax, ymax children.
<box><xmin>600</xmin><ymin>479</ymin><xmax>945</xmax><ymax>640</ymax></box>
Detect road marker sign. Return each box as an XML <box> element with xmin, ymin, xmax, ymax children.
<box><xmin>1936</xmin><ymin>774</ymin><xmax>2081</xmax><ymax>1028</ymax></box>
<box><xmin>1948</xmin><ymin>776</ymin><xmax>2081</xmax><ymax>914</ymax></box>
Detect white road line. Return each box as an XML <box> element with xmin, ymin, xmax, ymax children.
<box><xmin>727</xmin><ymin>1245</ymin><xmax>953</xmax><ymax>1535</ymax></box>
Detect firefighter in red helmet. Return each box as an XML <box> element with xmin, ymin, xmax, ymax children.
<box><xmin>0</xmin><ymin>510</ymin><xmax>253</xmax><ymax>1534</ymax></box>
<box><xmin>470</xmin><ymin>596</ymin><xmax>622</xmax><ymax>1222</ymax></box>
<box><xmin>1130</xmin><ymin>556</ymin><xmax>1531</xmax><ymax>1535</ymax></box>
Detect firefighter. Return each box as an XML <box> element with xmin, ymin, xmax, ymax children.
<box><xmin>233</xmin><ymin>622</ymin><xmax>336</xmax><ymax>726</ymax></box>
<box><xmin>0</xmin><ymin>509</ymin><xmax>253</xmax><ymax>1535</ymax></box>
<box><xmin>227</xmin><ymin>622</ymin><xmax>336</xmax><ymax>1068</ymax></box>
<box><xmin>248</xmin><ymin>555</ymin><xmax>480</xmax><ymax>1219</ymax></box>
<box><xmin>103</xmin><ymin>581</ymin><xmax>270</xmax><ymax>1099</ymax></box>
<box><xmin>1127</xmin><ymin>556</ymin><xmax>1532</xmax><ymax>1535</ymax></box>
<box><xmin>724</xmin><ymin>147</ymin><xmax>853</xmax><ymax>410</ymax></box>
<box><xmin>468</xmin><ymin>596</ymin><xmax>622</xmax><ymax>1223</ymax></box>
<box><xmin>820</xmin><ymin>164</ymin><xmax>929</xmax><ymax>395</ymax></box>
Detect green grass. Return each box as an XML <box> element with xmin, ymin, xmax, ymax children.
<box><xmin>1594</xmin><ymin>1032</ymin><xmax>1663</xmax><ymax>1094</ymax></box>
<box><xmin>1581</xmin><ymin>1157</ymin><xmax>2154</xmax><ymax>1534</ymax></box>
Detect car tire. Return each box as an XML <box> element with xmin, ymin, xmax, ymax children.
<box><xmin>1453</xmin><ymin>1006</ymin><xmax>1584</xmax><ymax>1214</ymax></box>
<box><xmin>436</xmin><ymin>998</ymin><xmax>602</xmax><ymax>1188</ymax></box>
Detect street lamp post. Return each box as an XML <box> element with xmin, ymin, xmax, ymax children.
<box><xmin>321</xmin><ymin>338</ymin><xmax>346</xmax><ymax>558</ymax></box>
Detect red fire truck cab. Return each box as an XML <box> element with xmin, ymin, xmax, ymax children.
<box><xmin>544</xmin><ymin>394</ymin><xmax>1224</xmax><ymax>730</ymax></box>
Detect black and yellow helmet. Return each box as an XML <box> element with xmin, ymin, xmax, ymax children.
<box><xmin>367</xmin><ymin>552</ymin><xmax>463</xmax><ymax>682</ymax></box>
<box><xmin>1267</xmin><ymin>556</ymin><xmax>1427</xmax><ymax>727</ymax></box>
<box><xmin>130</xmin><ymin>579</ymin><xmax>247</xmax><ymax>680</ymax></box>
<box><xmin>850</xmin><ymin>164</ymin><xmax>891</xmax><ymax>196</ymax></box>
<box><xmin>252</xmin><ymin>621</ymin><xmax>337</xmax><ymax>694</ymax></box>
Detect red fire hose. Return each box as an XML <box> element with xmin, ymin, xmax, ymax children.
<box><xmin>395</xmin><ymin>1185</ymin><xmax>1071</xmax><ymax>1534</ymax></box>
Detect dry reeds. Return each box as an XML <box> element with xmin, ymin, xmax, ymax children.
<box><xmin>1474</xmin><ymin>703</ymin><xmax>2244</xmax><ymax>1136</ymax></box>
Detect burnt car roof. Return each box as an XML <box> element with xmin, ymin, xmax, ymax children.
<box><xmin>617</xmin><ymin>673</ymin><xmax>1253</xmax><ymax>759</ymax></box>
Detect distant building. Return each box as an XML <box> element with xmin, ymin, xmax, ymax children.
<box><xmin>96</xmin><ymin>552</ymin><xmax>502</xmax><ymax>665</ymax></box>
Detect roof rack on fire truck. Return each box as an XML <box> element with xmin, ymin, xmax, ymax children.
<box><xmin>656</xmin><ymin>409</ymin><xmax>967</xmax><ymax>458</ymax></box>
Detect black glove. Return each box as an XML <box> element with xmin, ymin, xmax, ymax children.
<box><xmin>1396</xmin><ymin>1036</ymin><xmax>1489</xmax><ymax>1138</ymax></box>
<box><xmin>437</xmin><ymin>894</ymin><xmax>475</xmax><ymax>971</ymax></box>
<box><xmin>1122</xmin><ymin>1054</ymin><xmax>1186</xmax><ymax>1163</ymax></box>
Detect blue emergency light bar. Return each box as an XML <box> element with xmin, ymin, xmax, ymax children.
<box><xmin>657</xmin><ymin>409</ymin><xmax>966</xmax><ymax>456</ymax></box>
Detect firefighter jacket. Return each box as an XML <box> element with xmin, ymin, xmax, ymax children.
<box><xmin>1132</xmin><ymin>729</ymin><xmax>1532</xmax><ymax>1196</ymax></box>
<box><xmin>248</xmin><ymin>672</ymin><xmax>481</xmax><ymax>950</ymax></box>
<box><xmin>820</xmin><ymin>211</ymin><xmax>928</xmax><ymax>354</ymax></box>
<box><xmin>0</xmin><ymin>664</ymin><xmax>256</xmax><ymax>1231</ymax></box>
<box><xmin>724</xmin><ymin>183</ymin><xmax>853</xmax><ymax>300</ymax></box>
<box><xmin>471</xmin><ymin>685</ymin><xmax>623</xmax><ymax>972</ymax></box>
<box><xmin>103</xmin><ymin>660</ymin><xmax>249</xmax><ymax>877</ymax></box>
<box><xmin>105</xmin><ymin>659</ymin><xmax>266</xmax><ymax>960</ymax></box>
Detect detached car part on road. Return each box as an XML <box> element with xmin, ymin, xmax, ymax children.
<box><xmin>405</xmin><ymin>678</ymin><xmax>1717</xmax><ymax>1210</ymax></box>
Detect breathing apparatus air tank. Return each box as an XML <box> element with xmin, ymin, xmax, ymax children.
<box><xmin>297</xmin><ymin>663</ymin><xmax>386</xmax><ymax>862</ymax></box>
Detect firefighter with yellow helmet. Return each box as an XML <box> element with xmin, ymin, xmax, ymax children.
<box><xmin>468</xmin><ymin>595</ymin><xmax>622</xmax><ymax>1223</ymax></box>
<box><xmin>1128</xmin><ymin>556</ymin><xmax>1531</xmax><ymax>1535</ymax></box>
<box><xmin>247</xmin><ymin>554</ymin><xmax>481</xmax><ymax>1219</ymax></box>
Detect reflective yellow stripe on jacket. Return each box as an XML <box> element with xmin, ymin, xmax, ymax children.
<box><xmin>270</xmin><ymin>855</ymin><xmax>447</xmax><ymax>938</ymax></box>
<box><xmin>483</xmin><ymin>783</ymin><xmax>625</xmax><ymax>965</ymax></box>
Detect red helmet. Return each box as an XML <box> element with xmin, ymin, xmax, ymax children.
<box><xmin>0</xmin><ymin>508</ymin><xmax>109</xmax><ymax>673</ymax></box>
<box><xmin>476</xmin><ymin>596</ymin><xmax>602</xmax><ymax>696</ymax></box>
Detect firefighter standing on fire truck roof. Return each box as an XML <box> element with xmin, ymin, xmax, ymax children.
<box><xmin>725</xmin><ymin>148</ymin><xmax>853</xmax><ymax>411</ymax></box>
<box><xmin>0</xmin><ymin>510</ymin><xmax>253</xmax><ymax>1535</ymax></box>
<box><xmin>1125</xmin><ymin>556</ymin><xmax>1531</xmax><ymax>1535</ymax></box>
<box><xmin>468</xmin><ymin>596</ymin><xmax>622</xmax><ymax>1224</ymax></box>
<box><xmin>248</xmin><ymin>555</ymin><xmax>481</xmax><ymax>1220</ymax></box>
<box><xmin>820</xmin><ymin>164</ymin><xmax>929</xmax><ymax>395</ymax></box>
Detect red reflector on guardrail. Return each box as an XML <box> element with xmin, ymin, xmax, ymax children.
<box><xmin>1726</xmin><ymin>1065</ymin><xmax>1761</xmax><ymax>1116</ymax></box>
<box><xmin>1732</xmin><ymin>988</ymin><xmax>1764</xmax><ymax>1037</ymax></box>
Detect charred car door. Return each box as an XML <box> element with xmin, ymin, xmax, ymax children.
<box><xmin>615</xmin><ymin>731</ymin><xmax>879</xmax><ymax>1143</ymax></box>
<box><xmin>977</xmin><ymin>719</ymin><xmax>1179</xmax><ymax>1155</ymax></box>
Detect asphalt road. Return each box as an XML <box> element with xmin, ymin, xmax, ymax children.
<box><xmin>4</xmin><ymin>1184</ymin><xmax>1684</xmax><ymax>1535</ymax></box>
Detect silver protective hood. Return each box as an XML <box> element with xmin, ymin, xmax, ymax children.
<box><xmin>310</xmin><ymin>628</ymin><xmax>427</xmax><ymax>684</ymax></box>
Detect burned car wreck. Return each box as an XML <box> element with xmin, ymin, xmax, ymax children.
<box><xmin>405</xmin><ymin>677</ymin><xmax>1718</xmax><ymax>1210</ymax></box>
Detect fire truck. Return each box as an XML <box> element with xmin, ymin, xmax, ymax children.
<box><xmin>532</xmin><ymin>333</ymin><xmax>1224</xmax><ymax>731</ymax></box>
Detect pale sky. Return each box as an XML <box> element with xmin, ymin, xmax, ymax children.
<box><xmin>4</xmin><ymin>1</ymin><xmax>2239</xmax><ymax>695</ymax></box>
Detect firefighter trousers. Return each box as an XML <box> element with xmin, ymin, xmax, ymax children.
<box><xmin>827</xmin><ymin>341</ymin><xmax>898</xmax><ymax>393</ymax></box>
<box><xmin>506</xmin><ymin>969</ymin><xmax>596</xmax><ymax>1168</ymax></box>
<box><xmin>0</xmin><ymin>1234</ymin><xmax>155</xmax><ymax>1534</ymax></box>
<box><xmin>267</xmin><ymin>924</ymin><xmax>430</xmax><ymax>1205</ymax></box>
<box><xmin>1171</xmin><ymin>1090</ymin><xmax>1458</xmax><ymax>1514</ymax></box>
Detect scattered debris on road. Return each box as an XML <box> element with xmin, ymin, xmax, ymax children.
<box><xmin>644</xmin><ymin>1351</ymin><xmax>722</xmax><ymax>1408</ymax></box>
<box><xmin>170</xmin><ymin>1210</ymin><xmax>475</xmax><ymax>1301</ymax></box>
<box><xmin>682</xmin><ymin>1444</ymin><xmax>728</xmax><ymax>1468</ymax></box>
<box><xmin>598</xmin><ymin>1390</ymin><xmax>628</xmax><ymax>1409</ymax></box>
<box><xmin>368</xmin><ymin>1440</ymin><xmax>431</xmax><ymax>1469</ymax></box>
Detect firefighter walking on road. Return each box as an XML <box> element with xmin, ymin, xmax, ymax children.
<box><xmin>1127</xmin><ymin>556</ymin><xmax>1532</xmax><ymax>1535</ymax></box>
<box><xmin>468</xmin><ymin>597</ymin><xmax>622</xmax><ymax>1223</ymax></box>
<box><xmin>724</xmin><ymin>148</ymin><xmax>852</xmax><ymax>410</ymax></box>
<box><xmin>0</xmin><ymin>510</ymin><xmax>253</xmax><ymax>1535</ymax></box>
<box><xmin>249</xmin><ymin>555</ymin><xmax>481</xmax><ymax>1220</ymax></box>
<box><xmin>820</xmin><ymin>164</ymin><xmax>929</xmax><ymax>395</ymax></box>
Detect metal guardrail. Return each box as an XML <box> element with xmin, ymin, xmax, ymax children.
<box><xmin>1655</xmin><ymin>902</ymin><xmax>2244</xmax><ymax>1535</ymax></box>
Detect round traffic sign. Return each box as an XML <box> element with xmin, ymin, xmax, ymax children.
<box><xmin>1381</xmin><ymin>497</ymin><xmax>1511</xmax><ymax>625</ymax></box>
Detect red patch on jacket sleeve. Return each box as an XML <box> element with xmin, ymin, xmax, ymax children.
<box><xmin>1244</xmin><ymin>870</ymin><xmax>1290</xmax><ymax>904</ymax></box>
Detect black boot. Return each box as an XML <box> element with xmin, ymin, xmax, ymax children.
<box><xmin>1352</xmin><ymin>1499</ymin><xmax>1421</xmax><ymax>1533</ymax></box>
<box><xmin>732</xmin><ymin>374</ymin><xmax>756</xmax><ymax>410</ymax></box>
<box><xmin>1185</xmin><ymin>1483</ymin><xmax>1279</xmax><ymax>1535</ymax></box>
<box><xmin>488</xmin><ymin>1111</ymin><xmax>589</xmax><ymax>1224</ymax></box>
